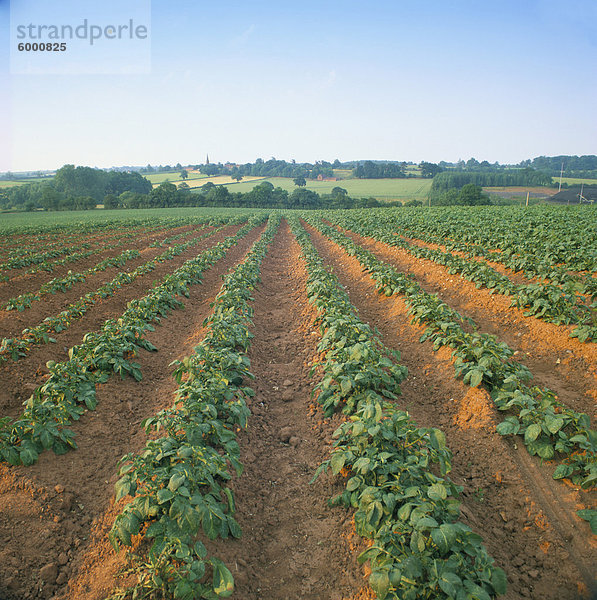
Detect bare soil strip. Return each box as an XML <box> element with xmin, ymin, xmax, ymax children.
<box><xmin>0</xmin><ymin>224</ymin><xmax>265</xmax><ymax>600</ymax></box>
<box><xmin>306</xmin><ymin>222</ymin><xmax>596</xmax><ymax>600</ymax></box>
<box><xmin>340</xmin><ymin>228</ymin><xmax>597</xmax><ymax>422</ymax></box>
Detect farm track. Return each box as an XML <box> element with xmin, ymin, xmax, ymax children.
<box><xmin>305</xmin><ymin>222</ymin><xmax>596</xmax><ymax>600</ymax></box>
<box><xmin>0</xmin><ymin>223</ymin><xmax>265</xmax><ymax>600</ymax></box>
<box><xmin>0</xmin><ymin>225</ymin><xmax>240</xmax><ymax>421</ymax></box>
<box><xmin>0</xmin><ymin>224</ymin><xmax>195</xmax><ymax>306</ymax></box>
<box><xmin>338</xmin><ymin>227</ymin><xmax>597</xmax><ymax>422</ymax></box>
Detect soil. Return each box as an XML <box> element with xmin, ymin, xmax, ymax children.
<box><xmin>0</xmin><ymin>218</ymin><xmax>594</xmax><ymax>600</ymax></box>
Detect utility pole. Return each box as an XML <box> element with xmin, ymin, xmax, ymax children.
<box><xmin>526</xmin><ymin>191</ymin><xmax>529</xmax><ymax>207</ymax></box>
<box><xmin>558</xmin><ymin>162</ymin><xmax>564</xmax><ymax>192</ymax></box>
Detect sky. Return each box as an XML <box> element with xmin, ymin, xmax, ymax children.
<box><xmin>1</xmin><ymin>0</ymin><xmax>596</xmax><ymax>172</ymax></box>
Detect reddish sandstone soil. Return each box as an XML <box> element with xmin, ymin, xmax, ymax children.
<box><xmin>0</xmin><ymin>218</ymin><xmax>595</xmax><ymax>600</ymax></box>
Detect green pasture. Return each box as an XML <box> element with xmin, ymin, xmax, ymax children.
<box><xmin>146</xmin><ymin>171</ymin><xmax>207</xmax><ymax>186</ymax></box>
<box><xmin>555</xmin><ymin>177</ymin><xmax>597</xmax><ymax>186</ymax></box>
<box><xmin>221</xmin><ymin>176</ymin><xmax>431</xmax><ymax>201</ymax></box>
<box><xmin>0</xmin><ymin>177</ymin><xmax>54</xmax><ymax>188</ymax></box>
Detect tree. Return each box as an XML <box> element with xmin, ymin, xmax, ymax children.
<box><xmin>293</xmin><ymin>176</ymin><xmax>307</xmax><ymax>187</ymax></box>
<box><xmin>180</xmin><ymin>169</ymin><xmax>188</xmax><ymax>180</ymax></box>
<box><xmin>457</xmin><ymin>183</ymin><xmax>490</xmax><ymax>205</ymax></box>
<box><xmin>104</xmin><ymin>194</ymin><xmax>118</xmax><ymax>209</ymax></box>
<box><xmin>419</xmin><ymin>162</ymin><xmax>443</xmax><ymax>178</ymax></box>
<box><xmin>150</xmin><ymin>182</ymin><xmax>177</xmax><ymax>207</ymax></box>
<box><xmin>331</xmin><ymin>186</ymin><xmax>348</xmax><ymax>196</ymax></box>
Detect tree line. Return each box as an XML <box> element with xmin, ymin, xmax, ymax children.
<box><xmin>102</xmin><ymin>181</ymin><xmax>403</xmax><ymax>210</ymax></box>
<box><xmin>1</xmin><ymin>165</ymin><xmax>151</xmax><ymax>211</ymax></box>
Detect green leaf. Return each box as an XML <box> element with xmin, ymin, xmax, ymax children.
<box><xmin>168</xmin><ymin>472</ymin><xmax>186</xmax><ymax>492</ymax></box>
<box><xmin>330</xmin><ymin>452</ymin><xmax>346</xmax><ymax>476</ymax></box>
<box><xmin>544</xmin><ymin>414</ymin><xmax>564</xmax><ymax>434</ymax></box>
<box><xmin>212</xmin><ymin>560</ymin><xmax>234</xmax><ymax>597</ymax></box>
<box><xmin>438</xmin><ymin>571</ymin><xmax>461</xmax><ymax>596</ymax></box>
<box><xmin>524</xmin><ymin>423</ymin><xmax>541</xmax><ymax>443</ymax></box>
<box><xmin>369</xmin><ymin>570</ymin><xmax>390</xmax><ymax>600</ymax></box>
<box><xmin>468</xmin><ymin>369</ymin><xmax>484</xmax><ymax>388</ymax></box>
<box><xmin>577</xmin><ymin>509</ymin><xmax>597</xmax><ymax>535</ymax></box>
<box><xmin>496</xmin><ymin>417</ymin><xmax>519</xmax><ymax>436</ymax></box>
<box><xmin>431</xmin><ymin>523</ymin><xmax>457</xmax><ymax>554</ymax></box>
<box><xmin>553</xmin><ymin>464</ymin><xmax>573</xmax><ymax>480</ymax></box>
<box><xmin>427</xmin><ymin>483</ymin><xmax>448</xmax><ymax>501</ymax></box>
<box><xmin>491</xmin><ymin>567</ymin><xmax>508</xmax><ymax>595</ymax></box>
<box><xmin>340</xmin><ymin>377</ymin><xmax>352</xmax><ymax>396</ymax></box>
<box><xmin>157</xmin><ymin>488</ymin><xmax>174</xmax><ymax>504</ymax></box>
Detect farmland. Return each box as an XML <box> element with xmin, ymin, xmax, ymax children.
<box><xmin>221</xmin><ymin>176</ymin><xmax>432</xmax><ymax>201</ymax></box>
<box><xmin>0</xmin><ymin>205</ymin><xmax>595</xmax><ymax>600</ymax></box>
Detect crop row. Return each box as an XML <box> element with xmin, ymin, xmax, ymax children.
<box><xmin>0</xmin><ymin>223</ymin><xmax>232</xmax><ymax>363</ymax></box>
<box><xmin>305</xmin><ymin>216</ymin><xmax>596</xmax><ymax>490</ymax></box>
<box><xmin>373</xmin><ymin>206</ymin><xmax>597</xmax><ymax>273</ymax></box>
<box><xmin>107</xmin><ymin>214</ymin><xmax>280</xmax><ymax>600</ymax></box>
<box><xmin>323</xmin><ymin>211</ymin><xmax>597</xmax><ymax>343</ymax></box>
<box><xmin>288</xmin><ymin>215</ymin><xmax>506</xmax><ymax>600</ymax></box>
<box><xmin>0</xmin><ymin>217</ymin><xmax>208</xmax><ymax>278</ymax></box>
<box><xmin>0</xmin><ymin>216</ymin><xmax>266</xmax><ymax>467</ymax></box>
<box><xmin>400</xmin><ymin>222</ymin><xmax>597</xmax><ymax>299</ymax></box>
<box><xmin>3</xmin><ymin>249</ymin><xmax>142</xmax><ymax>311</ymax></box>
<box><xmin>149</xmin><ymin>226</ymin><xmax>203</xmax><ymax>248</ymax></box>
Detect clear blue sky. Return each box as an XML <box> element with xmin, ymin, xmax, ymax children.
<box><xmin>1</xmin><ymin>0</ymin><xmax>596</xmax><ymax>172</ymax></box>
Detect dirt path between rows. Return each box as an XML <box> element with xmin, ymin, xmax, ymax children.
<box><xmin>305</xmin><ymin>222</ymin><xmax>596</xmax><ymax>600</ymax></box>
<box><xmin>0</xmin><ymin>224</ymin><xmax>265</xmax><ymax>600</ymax></box>
<box><xmin>208</xmin><ymin>219</ymin><xmax>371</xmax><ymax>600</ymax></box>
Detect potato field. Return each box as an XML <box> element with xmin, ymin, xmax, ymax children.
<box><xmin>0</xmin><ymin>205</ymin><xmax>595</xmax><ymax>600</ymax></box>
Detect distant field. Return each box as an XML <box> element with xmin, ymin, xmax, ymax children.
<box><xmin>0</xmin><ymin>177</ymin><xmax>53</xmax><ymax>188</ymax></box>
<box><xmin>147</xmin><ymin>171</ymin><xmax>207</xmax><ymax>186</ymax></box>
<box><xmin>187</xmin><ymin>175</ymin><xmax>265</xmax><ymax>189</ymax></box>
<box><xmin>556</xmin><ymin>177</ymin><xmax>597</xmax><ymax>185</ymax></box>
<box><xmin>0</xmin><ymin>207</ymin><xmax>262</xmax><ymax>229</ymax></box>
<box><xmin>219</xmin><ymin>176</ymin><xmax>431</xmax><ymax>200</ymax></box>
<box><xmin>484</xmin><ymin>186</ymin><xmax>557</xmax><ymax>198</ymax></box>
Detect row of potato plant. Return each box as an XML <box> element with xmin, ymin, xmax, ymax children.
<box><xmin>0</xmin><ymin>222</ymin><xmax>231</xmax><ymax>363</ymax></box>
<box><xmin>399</xmin><ymin>220</ymin><xmax>597</xmax><ymax>299</ymax></box>
<box><xmin>288</xmin><ymin>215</ymin><xmax>507</xmax><ymax>600</ymax></box>
<box><xmin>0</xmin><ymin>218</ymin><xmax>198</xmax><ymax>278</ymax></box>
<box><xmin>306</xmin><ymin>216</ymin><xmax>596</xmax><ymax>490</ymax></box>
<box><xmin>375</xmin><ymin>206</ymin><xmax>597</xmax><ymax>273</ymax></box>
<box><xmin>3</xmin><ymin>249</ymin><xmax>142</xmax><ymax>311</ymax></box>
<box><xmin>0</xmin><ymin>217</ymin><xmax>266</xmax><ymax>467</ymax></box>
<box><xmin>18</xmin><ymin>223</ymin><xmax>191</xmax><ymax>277</ymax></box>
<box><xmin>107</xmin><ymin>214</ymin><xmax>280</xmax><ymax>600</ymax></box>
<box><xmin>325</xmin><ymin>211</ymin><xmax>596</xmax><ymax>343</ymax></box>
